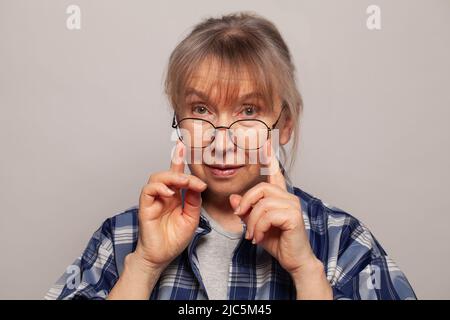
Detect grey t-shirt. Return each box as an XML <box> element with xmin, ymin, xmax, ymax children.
<box><xmin>196</xmin><ymin>207</ymin><xmax>244</xmax><ymax>300</ymax></box>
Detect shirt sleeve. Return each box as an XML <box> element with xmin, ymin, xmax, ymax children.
<box><xmin>325</xmin><ymin>211</ymin><xmax>417</xmax><ymax>300</ymax></box>
<box><xmin>44</xmin><ymin>218</ymin><xmax>119</xmax><ymax>300</ymax></box>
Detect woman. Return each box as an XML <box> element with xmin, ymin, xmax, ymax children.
<box><xmin>46</xmin><ymin>12</ymin><xmax>416</xmax><ymax>300</ymax></box>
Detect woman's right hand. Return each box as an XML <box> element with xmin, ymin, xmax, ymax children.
<box><xmin>133</xmin><ymin>141</ymin><xmax>207</xmax><ymax>271</ymax></box>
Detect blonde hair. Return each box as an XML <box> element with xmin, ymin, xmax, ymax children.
<box><xmin>163</xmin><ymin>11</ymin><xmax>303</xmax><ymax>171</ymax></box>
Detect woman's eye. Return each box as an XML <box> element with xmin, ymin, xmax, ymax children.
<box><xmin>193</xmin><ymin>105</ymin><xmax>209</xmax><ymax>115</ymax></box>
<box><xmin>242</xmin><ymin>105</ymin><xmax>257</xmax><ymax>116</ymax></box>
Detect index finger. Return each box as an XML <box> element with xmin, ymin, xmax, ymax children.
<box><xmin>264</xmin><ymin>139</ymin><xmax>287</xmax><ymax>191</ymax></box>
<box><xmin>170</xmin><ymin>140</ymin><xmax>186</xmax><ymax>173</ymax></box>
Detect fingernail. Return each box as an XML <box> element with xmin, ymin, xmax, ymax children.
<box><xmin>252</xmin><ymin>238</ymin><xmax>256</xmax><ymax>245</ymax></box>
<box><xmin>166</xmin><ymin>187</ymin><xmax>175</xmax><ymax>195</ymax></box>
<box><xmin>233</xmin><ymin>206</ymin><xmax>240</xmax><ymax>215</ymax></box>
<box><xmin>179</xmin><ymin>145</ymin><xmax>184</xmax><ymax>158</ymax></box>
<box><xmin>245</xmin><ymin>230</ymin><xmax>249</xmax><ymax>239</ymax></box>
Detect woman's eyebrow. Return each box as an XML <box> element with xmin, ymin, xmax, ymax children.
<box><xmin>185</xmin><ymin>88</ymin><xmax>209</xmax><ymax>100</ymax></box>
<box><xmin>185</xmin><ymin>87</ymin><xmax>264</xmax><ymax>103</ymax></box>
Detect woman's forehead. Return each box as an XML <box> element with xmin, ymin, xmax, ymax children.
<box><xmin>188</xmin><ymin>64</ymin><xmax>255</xmax><ymax>92</ymax></box>
<box><xmin>179</xmin><ymin>56</ymin><xmax>277</xmax><ymax>109</ymax></box>
<box><xmin>184</xmin><ymin>82</ymin><xmax>259</xmax><ymax>102</ymax></box>
<box><xmin>186</xmin><ymin>72</ymin><xmax>263</xmax><ymax>105</ymax></box>
<box><xmin>190</xmin><ymin>55</ymin><xmax>252</xmax><ymax>79</ymax></box>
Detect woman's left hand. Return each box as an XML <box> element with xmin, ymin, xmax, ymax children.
<box><xmin>230</xmin><ymin>159</ymin><xmax>314</xmax><ymax>274</ymax></box>
<box><xmin>229</xmin><ymin>143</ymin><xmax>333</xmax><ymax>299</ymax></box>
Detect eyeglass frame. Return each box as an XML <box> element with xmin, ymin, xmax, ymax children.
<box><xmin>171</xmin><ymin>104</ymin><xmax>287</xmax><ymax>150</ymax></box>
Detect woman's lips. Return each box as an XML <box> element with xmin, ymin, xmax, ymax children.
<box><xmin>205</xmin><ymin>164</ymin><xmax>244</xmax><ymax>177</ymax></box>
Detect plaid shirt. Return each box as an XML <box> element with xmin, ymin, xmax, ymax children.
<box><xmin>45</xmin><ymin>183</ymin><xmax>416</xmax><ymax>300</ymax></box>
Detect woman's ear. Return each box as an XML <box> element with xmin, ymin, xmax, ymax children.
<box><xmin>279</xmin><ymin>114</ymin><xmax>293</xmax><ymax>146</ymax></box>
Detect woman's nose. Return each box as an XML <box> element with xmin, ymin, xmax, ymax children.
<box><xmin>212</xmin><ymin>127</ymin><xmax>235</xmax><ymax>152</ymax></box>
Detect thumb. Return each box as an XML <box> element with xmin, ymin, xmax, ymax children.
<box><xmin>230</xmin><ymin>194</ymin><xmax>250</xmax><ymax>225</ymax></box>
<box><xmin>182</xmin><ymin>189</ymin><xmax>202</xmax><ymax>223</ymax></box>
<box><xmin>229</xmin><ymin>194</ymin><xmax>242</xmax><ymax>212</ymax></box>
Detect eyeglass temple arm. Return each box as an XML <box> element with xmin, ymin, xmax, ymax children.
<box><xmin>270</xmin><ymin>104</ymin><xmax>287</xmax><ymax>130</ymax></box>
<box><xmin>171</xmin><ymin>112</ymin><xmax>178</xmax><ymax>128</ymax></box>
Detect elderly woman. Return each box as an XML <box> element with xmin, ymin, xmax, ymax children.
<box><xmin>46</xmin><ymin>12</ymin><xmax>416</xmax><ymax>300</ymax></box>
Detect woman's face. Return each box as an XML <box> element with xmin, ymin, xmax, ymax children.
<box><xmin>178</xmin><ymin>60</ymin><xmax>292</xmax><ymax>197</ymax></box>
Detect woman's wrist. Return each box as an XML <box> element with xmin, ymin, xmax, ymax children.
<box><xmin>107</xmin><ymin>252</ymin><xmax>165</xmax><ymax>300</ymax></box>
<box><xmin>289</xmin><ymin>256</ymin><xmax>333</xmax><ymax>300</ymax></box>
<box><xmin>125</xmin><ymin>251</ymin><xmax>166</xmax><ymax>277</ymax></box>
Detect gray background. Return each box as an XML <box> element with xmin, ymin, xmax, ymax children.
<box><xmin>1</xmin><ymin>0</ymin><xmax>449</xmax><ymax>299</ymax></box>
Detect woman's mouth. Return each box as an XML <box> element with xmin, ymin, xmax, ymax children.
<box><xmin>205</xmin><ymin>164</ymin><xmax>245</xmax><ymax>177</ymax></box>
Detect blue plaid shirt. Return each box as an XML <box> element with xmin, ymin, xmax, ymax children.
<box><xmin>45</xmin><ymin>184</ymin><xmax>416</xmax><ymax>300</ymax></box>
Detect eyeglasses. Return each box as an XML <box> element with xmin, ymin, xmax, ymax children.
<box><xmin>171</xmin><ymin>105</ymin><xmax>286</xmax><ymax>150</ymax></box>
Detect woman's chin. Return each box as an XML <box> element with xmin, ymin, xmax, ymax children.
<box><xmin>204</xmin><ymin>176</ymin><xmax>261</xmax><ymax>197</ymax></box>
<box><xmin>204</xmin><ymin>181</ymin><xmax>242</xmax><ymax>196</ymax></box>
